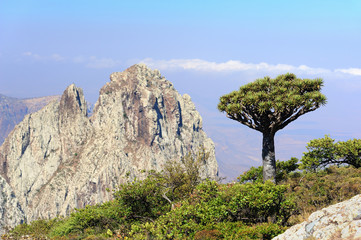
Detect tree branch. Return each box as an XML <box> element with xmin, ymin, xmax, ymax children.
<box><xmin>133</xmin><ymin>215</ymin><xmax>155</xmax><ymax>223</ymax></box>
<box><xmin>161</xmin><ymin>189</ymin><xmax>175</xmax><ymax>210</ymax></box>
<box><xmin>227</xmin><ymin>113</ymin><xmax>262</xmax><ymax>132</ymax></box>
<box><xmin>277</xmin><ymin>105</ymin><xmax>318</xmax><ymax>131</ymax></box>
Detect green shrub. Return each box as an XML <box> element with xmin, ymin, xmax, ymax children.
<box><xmin>8</xmin><ymin>218</ymin><xmax>63</xmax><ymax>239</ymax></box>
<box><xmin>226</xmin><ymin>181</ymin><xmax>295</xmax><ymax>225</ymax></box>
<box><xmin>301</xmin><ymin>135</ymin><xmax>361</xmax><ymax>170</ymax></box>
<box><xmin>50</xmin><ymin>200</ymin><xmax>126</xmax><ymax>237</ymax></box>
<box><xmin>238</xmin><ymin>157</ymin><xmax>299</xmax><ymax>183</ymax></box>
<box><xmin>48</xmin><ymin>152</ymin><xmax>206</xmax><ymax>238</ymax></box>
<box><xmin>214</xmin><ymin>222</ymin><xmax>287</xmax><ymax>240</ymax></box>
<box><xmin>128</xmin><ymin>180</ymin><xmax>294</xmax><ymax>239</ymax></box>
<box><xmin>285</xmin><ymin>165</ymin><xmax>361</xmax><ymax>224</ymax></box>
<box><xmin>113</xmin><ymin>176</ymin><xmax>170</xmax><ymax>221</ymax></box>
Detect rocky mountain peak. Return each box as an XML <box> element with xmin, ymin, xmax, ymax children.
<box><xmin>59</xmin><ymin>84</ymin><xmax>87</xmax><ymax>118</ymax></box>
<box><xmin>98</xmin><ymin>64</ymin><xmax>172</xmax><ymax>104</ymax></box>
<box><xmin>110</xmin><ymin>63</ymin><xmax>161</xmax><ymax>82</ymax></box>
<box><xmin>0</xmin><ymin>64</ymin><xmax>218</xmax><ymax>234</ymax></box>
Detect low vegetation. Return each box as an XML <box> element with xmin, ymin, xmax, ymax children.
<box><xmin>3</xmin><ymin>136</ymin><xmax>361</xmax><ymax>240</ymax></box>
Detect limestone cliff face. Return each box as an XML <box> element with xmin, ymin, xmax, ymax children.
<box><xmin>0</xmin><ymin>64</ymin><xmax>218</xmax><ymax>232</ymax></box>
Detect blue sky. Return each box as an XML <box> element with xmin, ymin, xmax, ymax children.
<box><xmin>1</xmin><ymin>1</ymin><xmax>361</xmax><ymax>180</ymax></box>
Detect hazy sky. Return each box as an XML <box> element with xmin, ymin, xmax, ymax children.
<box><xmin>1</xmin><ymin>1</ymin><xmax>361</xmax><ymax>180</ymax></box>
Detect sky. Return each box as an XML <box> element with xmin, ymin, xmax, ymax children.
<box><xmin>1</xmin><ymin>0</ymin><xmax>361</xmax><ymax>181</ymax></box>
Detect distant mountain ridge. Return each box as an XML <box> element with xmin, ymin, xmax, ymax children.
<box><xmin>0</xmin><ymin>94</ymin><xmax>61</xmax><ymax>145</ymax></box>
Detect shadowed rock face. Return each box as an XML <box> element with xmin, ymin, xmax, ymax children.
<box><xmin>0</xmin><ymin>94</ymin><xmax>60</xmax><ymax>145</ymax></box>
<box><xmin>0</xmin><ymin>64</ymin><xmax>218</xmax><ymax>233</ymax></box>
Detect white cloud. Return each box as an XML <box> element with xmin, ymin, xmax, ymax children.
<box><xmin>335</xmin><ymin>68</ymin><xmax>361</xmax><ymax>76</ymax></box>
<box><xmin>73</xmin><ymin>56</ymin><xmax>86</xmax><ymax>64</ymax></box>
<box><xmin>23</xmin><ymin>52</ymin><xmax>33</xmax><ymax>56</ymax></box>
<box><xmin>50</xmin><ymin>54</ymin><xmax>65</xmax><ymax>61</ymax></box>
<box><xmin>140</xmin><ymin>58</ymin><xmax>332</xmax><ymax>75</ymax></box>
<box><xmin>22</xmin><ymin>52</ymin><xmax>65</xmax><ymax>61</ymax></box>
<box><xmin>22</xmin><ymin>52</ymin><xmax>123</xmax><ymax>69</ymax></box>
<box><xmin>23</xmin><ymin>51</ymin><xmax>41</xmax><ymax>60</ymax></box>
<box><xmin>21</xmin><ymin>53</ymin><xmax>361</xmax><ymax>77</ymax></box>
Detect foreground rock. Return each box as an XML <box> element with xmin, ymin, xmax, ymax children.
<box><xmin>0</xmin><ymin>64</ymin><xmax>218</xmax><ymax>233</ymax></box>
<box><xmin>273</xmin><ymin>194</ymin><xmax>361</xmax><ymax>240</ymax></box>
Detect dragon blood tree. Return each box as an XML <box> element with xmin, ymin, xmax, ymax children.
<box><xmin>218</xmin><ymin>73</ymin><xmax>327</xmax><ymax>182</ymax></box>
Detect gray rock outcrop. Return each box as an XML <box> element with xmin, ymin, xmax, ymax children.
<box><xmin>0</xmin><ymin>64</ymin><xmax>218</xmax><ymax>233</ymax></box>
<box><xmin>0</xmin><ymin>94</ymin><xmax>60</xmax><ymax>145</ymax></box>
<box><xmin>273</xmin><ymin>194</ymin><xmax>361</xmax><ymax>240</ymax></box>
<box><xmin>0</xmin><ymin>175</ymin><xmax>26</xmax><ymax>234</ymax></box>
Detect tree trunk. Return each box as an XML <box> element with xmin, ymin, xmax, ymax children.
<box><xmin>262</xmin><ymin>132</ymin><xmax>276</xmax><ymax>183</ymax></box>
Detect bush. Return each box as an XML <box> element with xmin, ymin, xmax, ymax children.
<box><xmin>7</xmin><ymin>218</ymin><xmax>63</xmax><ymax>239</ymax></box>
<box><xmin>128</xmin><ymin>180</ymin><xmax>295</xmax><ymax>239</ymax></box>
<box><xmin>213</xmin><ymin>222</ymin><xmax>287</xmax><ymax>240</ymax></box>
<box><xmin>113</xmin><ymin>176</ymin><xmax>170</xmax><ymax>221</ymax></box>
<box><xmin>50</xmin><ymin>200</ymin><xmax>125</xmax><ymax>237</ymax></box>
<box><xmin>226</xmin><ymin>181</ymin><xmax>295</xmax><ymax>225</ymax></box>
<box><xmin>238</xmin><ymin>157</ymin><xmax>299</xmax><ymax>184</ymax></box>
<box><xmin>48</xmin><ymin>152</ymin><xmax>207</xmax><ymax>238</ymax></box>
<box><xmin>285</xmin><ymin>165</ymin><xmax>361</xmax><ymax>224</ymax></box>
<box><xmin>301</xmin><ymin>135</ymin><xmax>361</xmax><ymax>170</ymax></box>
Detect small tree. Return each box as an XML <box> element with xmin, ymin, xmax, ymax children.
<box><xmin>218</xmin><ymin>73</ymin><xmax>326</xmax><ymax>182</ymax></box>
<box><xmin>150</xmin><ymin>147</ymin><xmax>208</xmax><ymax>209</ymax></box>
<box><xmin>301</xmin><ymin>135</ymin><xmax>361</xmax><ymax>170</ymax></box>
